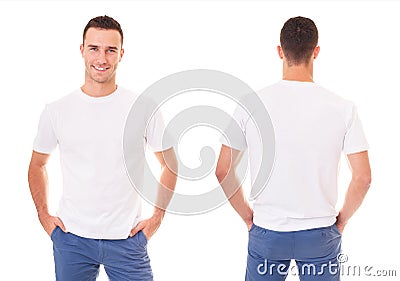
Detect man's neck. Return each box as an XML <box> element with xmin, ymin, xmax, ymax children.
<box><xmin>282</xmin><ymin>61</ymin><xmax>314</xmax><ymax>82</ymax></box>
<box><xmin>81</xmin><ymin>80</ymin><xmax>117</xmax><ymax>98</ymax></box>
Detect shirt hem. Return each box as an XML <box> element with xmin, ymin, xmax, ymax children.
<box><xmin>253</xmin><ymin>216</ymin><xmax>337</xmax><ymax>232</ymax></box>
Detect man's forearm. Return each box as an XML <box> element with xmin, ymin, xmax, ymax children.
<box><xmin>218</xmin><ymin>170</ymin><xmax>253</xmax><ymax>227</ymax></box>
<box><xmin>154</xmin><ymin>158</ymin><xmax>177</xmax><ymax>216</ymax></box>
<box><xmin>28</xmin><ymin>152</ymin><xmax>66</xmax><ymax>235</ymax></box>
<box><xmin>128</xmin><ymin>155</ymin><xmax>177</xmax><ymax>239</ymax></box>
<box><xmin>28</xmin><ymin>163</ymin><xmax>50</xmax><ymax>217</ymax></box>
<box><xmin>337</xmin><ymin>151</ymin><xmax>371</xmax><ymax>228</ymax></box>
<box><xmin>337</xmin><ymin>177</ymin><xmax>370</xmax><ymax>226</ymax></box>
<box><xmin>227</xmin><ymin>186</ymin><xmax>253</xmax><ymax>228</ymax></box>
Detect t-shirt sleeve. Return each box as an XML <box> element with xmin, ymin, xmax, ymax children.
<box><xmin>145</xmin><ymin>108</ymin><xmax>174</xmax><ymax>152</ymax></box>
<box><xmin>33</xmin><ymin>105</ymin><xmax>58</xmax><ymax>154</ymax></box>
<box><xmin>220</xmin><ymin>105</ymin><xmax>249</xmax><ymax>151</ymax></box>
<box><xmin>342</xmin><ymin>104</ymin><xmax>369</xmax><ymax>154</ymax></box>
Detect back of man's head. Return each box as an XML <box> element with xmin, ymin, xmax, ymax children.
<box><xmin>280</xmin><ymin>16</ymin><xmax>318</xmax><ymax>66</ymax></box>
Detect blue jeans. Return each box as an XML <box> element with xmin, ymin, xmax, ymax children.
<box><xmin>51</xmin><ymin>227</ymin><xmax>153</xmax><ymax>281</ymax></box>
<box><xmin>246</xmin><ymin>224</ymin><xmax>342</xmax><ymax>281</ymax></box>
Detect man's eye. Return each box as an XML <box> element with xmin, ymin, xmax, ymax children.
<box><xmin>107</xmin><ymin>49</ymin><xmax>116</xmax><ymax>53</ymax></box>
<box><xmin>89</xmin><ymin>48</ymin><xmax>97</xmax><ymax>51</ymax></box>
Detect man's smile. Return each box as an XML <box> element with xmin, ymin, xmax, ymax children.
<box><xmin>92</xmin><ymin>65</ymin><xmax>109</xmax><ymax>71</ymax></box>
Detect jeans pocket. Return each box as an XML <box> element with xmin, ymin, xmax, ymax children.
<box><xmin>138</xmin><ymin>230</ymin><xmax>148</xmax><ymax>247</ymax></box>
<box><xmin>249</xmin><ymin>223</ymin><xmax>256</xmax><ymax>233</ymax></box>
<box><xmin>332</xmin><ymin>224</ymin><xmax>342</xmax><ymax>236</ymax></box>
<box><xmin>50</xmin><ymin>226</ymin><xmax>59</xmax><ymax>241</ymax></box>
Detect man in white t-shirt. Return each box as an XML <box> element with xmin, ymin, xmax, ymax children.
<box><xmin>28</xmin><ymin>15</ymin><xmax>177</xmax><ymax>281</ymax></box>
<box><xmin>216</xmin><ymin>16</ymin><xmax>371</xmax><ymax>281</ymax></box>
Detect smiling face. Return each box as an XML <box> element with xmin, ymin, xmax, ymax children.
<box><xmin>80</xmin><ymin>27</ymin><xmax>124</xmax><ymax>87</ymax></box>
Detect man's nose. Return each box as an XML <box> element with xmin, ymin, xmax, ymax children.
<box><xmin>96</xmin><ymin>50</ymin><xmax>107</xmax><ymax>63</ymax></box>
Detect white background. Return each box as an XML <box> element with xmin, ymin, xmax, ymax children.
<box><xmin>1</xmin><ymin>1</ymin><xmax>399</xmax><ymax>280</ymax></box>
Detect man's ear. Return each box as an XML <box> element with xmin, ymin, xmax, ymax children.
<box><xmin>119</xmin><ymin>48</ymin><xmax>124</xmax><ymax>62</ymax></box>
<box><xmin>80</xmin><ymin>44</ymin><xmax>84</xmax><ymax>57</ymax></box>
<box><xmin>313</xmin><ymin>46</ymin><xmax>320</xmax><ymax>59</ymax></box>
<box><xmin>277</xmin><ymin>46</ymin><xmax>284</xmax><ymax>59</ymax></box>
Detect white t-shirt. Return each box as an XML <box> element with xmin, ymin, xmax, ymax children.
<box><xmin>33</xmin><ymin>87</ymin><xmax>172</xmax><ymax>239</ymax></box>
<box><xmin>222</xmin><ymin>80</ymin><xmax>369</xmax><ymax>231</ymax></box>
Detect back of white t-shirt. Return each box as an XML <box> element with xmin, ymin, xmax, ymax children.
<box><xmin>223</xmin><ymin>80</ymin><xmax>369</xmax><ymax>231</ymax></box>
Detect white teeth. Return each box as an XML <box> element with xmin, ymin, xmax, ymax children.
<box><xmin>94</xmin><ymin>66</ymin><xmax>106</xmax><ymax>71</ymax></box>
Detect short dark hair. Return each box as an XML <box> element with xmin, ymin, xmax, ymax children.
<box><xmin>280</xmin><ymin>16</ymin><xmax>318</xmax><ymax>66</ymax></box>
<box><xmin>83</xmin><ymin>15</ymin><xmax>123</xmax><ymax>46</ymax></box>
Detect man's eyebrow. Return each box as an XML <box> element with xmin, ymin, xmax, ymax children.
<box><xmin>86</xmin><ymin>45</ymin><xmax>119</xmax><ymax>50</ymax></box>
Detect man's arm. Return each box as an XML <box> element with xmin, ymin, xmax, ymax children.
<box><xmin>28</xmin><ymin>151</ymin><xmax>66</xmax><ymax>236</ymax></box>
<box><xmin>130</xmin><ymin>147</ymin><xmax>178</xmax><ymax>239</ymax></box>
<box><xmin>336</xmin><ymin>151</ymin><xmax>371</xmax><ymax>233</ymax></box>
<box><xmin>215</xmin><ymin>144</ymin><xmax>253</xmax><ymax>230</ymax></box>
